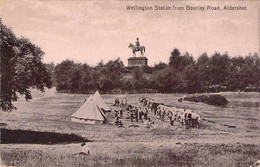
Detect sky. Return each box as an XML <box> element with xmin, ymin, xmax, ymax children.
<box><xmin>0</xmin><ymin>0</ymin><xmax>259</xmax><ymax>66</ymax></box>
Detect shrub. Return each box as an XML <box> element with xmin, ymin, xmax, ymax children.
<box><xmin>184</xmin><ymin>95</ymin><xmax>228</xmax><ymax>107</ymax></box>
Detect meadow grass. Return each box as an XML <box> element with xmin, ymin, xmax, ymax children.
<box><xmin>1</xmin><ymin>91</ymin><xmax>260</xmax><ymax>166</ymax></box>
<box><xmin>1</xmin><ymin>143</ymin><xmax>259</xmax><ymax>167</ymax></box>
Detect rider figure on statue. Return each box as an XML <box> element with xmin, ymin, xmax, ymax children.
<box><xmin>135</xmin><ymin>37</ymin><xmax>140</xmax><ymax>51</ymax></box>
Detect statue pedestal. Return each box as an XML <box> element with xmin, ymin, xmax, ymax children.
<box><xmin>128</xmin><ymin>57</ymin><xmax>148</xmax><ymax>67</ymax></box>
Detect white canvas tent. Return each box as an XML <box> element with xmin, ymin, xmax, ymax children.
<box><xmin>71</xmin><ymin>96</ymin><xmax>108</xmax><ymax>124</ymax></box>
<box><xmin>92</xmin><ymin>90</ymin><xmax>110</xmax><ymax>111</ymax></box>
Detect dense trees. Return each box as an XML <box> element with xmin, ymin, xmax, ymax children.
<box><xmin>1</xmin><ymin>20</ymin><xmax>52</xmax><ymax>111</ymax></box>
<box><xmin>54</xmin><ymin>58</ymin><xmax>125</xmax><ymax>93</ymax></box>
<box><xmin>52</xmin><ymin>49</ymin><xmax>259</xmax><ymax>94</ymax></box>
<box><xmin>2</xmin><ymin>14</ymin><xmax>257</xmax><ymax>105</ymax></box>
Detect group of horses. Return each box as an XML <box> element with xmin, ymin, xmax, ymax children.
<box><xmin>139</xmin><ymin>97</ymin><xmax>201</xmax><ymax>129</ymax></box>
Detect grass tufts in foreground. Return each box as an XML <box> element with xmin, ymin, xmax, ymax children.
<box><xmin>1</xmin><ymin>143</ymin><xmax>259</xmax><ymax>167</ymax></box>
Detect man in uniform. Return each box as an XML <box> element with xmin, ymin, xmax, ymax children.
<box><xmin>130</xmin><ymin>110</ymin><xmax>134</xmax><ymax>122</ymax></box>
<box><xmin>135</xmin><ymin>107</ymin><xmax>139</xmax><ymax>122</ymax></box>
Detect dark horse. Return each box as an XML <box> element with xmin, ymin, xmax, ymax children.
<box><xmin>128</xmin><ymin>43</ymin><xmax>145</xmax><ymax>57</ymax></box>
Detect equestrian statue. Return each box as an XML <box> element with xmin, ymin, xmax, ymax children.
<box><xmin>128</xmin><ymin>37</ymin><xmax>145</xmax><ymax>57</ymax></box>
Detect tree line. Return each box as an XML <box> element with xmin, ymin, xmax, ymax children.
<box><xmin>1</xmin><ymin>19</ymin><xmax>259</xmax><ymax>111</ymax></box>
<box><xmin>52</xmin><ymin>49</ymin><xmax>260</xmax><ymax>94</ymax></box>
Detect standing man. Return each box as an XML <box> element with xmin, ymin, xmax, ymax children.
<box><xmin>139</xmin><ymin>107</ymin><xmax>143</xmax><ymax>120</ymax></box>
<box><xmin>114</xmin><ymin>110</ymin><xmax>119</xmax><ymax>118</ymax></box>
<box><xmin>135</xmin><ymin>107</ymin><xmax>139</xmax><ymax>122</ymax></box>
<box><xmin>120</xmin><ymin>109</ymin><xmax>123</xmax><ymax>118</ymax></box>
<box><xmin>125</xmin><ymin>98</ymin><xmax>128</xmax><ymax>106</ymax></box>
<box><xmin>130</xmin><ymin>110</ymin><xmax>134</xmax><ymax>122</ymax></box>
<box><xmin>162</xmin><ymin>110</ymin><xmax>166</xmax><ymax>122</ymax></box>
<box><xmin>115</xmin><ymin>98</ymin><xmax>119</xmax><ymax>106</ymax></box>
<box><xmin>120</xmin><ymin>100</ymin><xmax>125</xmax><ymax>108</ymax></box>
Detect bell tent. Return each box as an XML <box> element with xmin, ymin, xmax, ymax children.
<box><xmin>92</xmin><ymin>90</ymin><xmax>110</xmax><ymax>111</ymax></box>
<box><xmin>71</xmin><ymin>96</ymin><xmax>108</xmax><ymax>124</ymax></box>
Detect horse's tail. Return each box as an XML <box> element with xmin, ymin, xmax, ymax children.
<box><xmin>144</xmin><ymin>46</ymin><xmax>145</xmax><ymax>53</ymax></box>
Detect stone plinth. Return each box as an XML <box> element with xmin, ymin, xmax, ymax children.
<box><xmin>128</xmin><ymin>57</ymin><xmax>148</xmax><ymax>67</ymax></box>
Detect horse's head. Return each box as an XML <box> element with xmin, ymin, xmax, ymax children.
<box><xmin>128</xmin><ymin>43</ymin><xmax>133</xmax><ymax>48</ymax></box>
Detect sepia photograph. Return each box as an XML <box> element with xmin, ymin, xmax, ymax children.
<box><xmin>1</xmin><ymin>0</ymin><xmax>259</xmax><ymax>166</ymax></box>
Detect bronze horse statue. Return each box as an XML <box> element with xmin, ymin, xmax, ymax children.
<box><xmin>128</xmin><ymin>43</ymin><xmax>145</xmax><ymax>57</ymax></box>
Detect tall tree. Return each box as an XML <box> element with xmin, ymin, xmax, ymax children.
<box><xmin>208</xmin><ymin>52</ymin><xmax>230</xmax><ymax>90</ymax></box>
<box><xmin>1</xmin><ymin>20</ymin><xmax>52</xmax><ymax>111</ymax></box>
<box><xmin>79</xmin><ymin>63</ymin><xmax>94</xmax><ymax>93</ymax></box>
<box><xmin>169</xmin><ymin>48</ymin><xmax>181</xmax><ymax>69</ymax></box>
<box><xmin>184</xmin><ymin>64</ymin><xmax>200</xmax><ymax>93</ymax></box>
<box><xmin>197</xmin><ymin>53</ymin><xmax>210</xmax><ymax>92</ymax></box>
<box><xmin>239</xmin><ymin>53</ymin><xmax>260</xmax><ymax>91</ymax></box>
<box><xmin>54</xmin><ymin>60</ymin><xmax>78</xmax><ymax>92</ymax></box>
<box><xmin>169</xmin><ymin>49</ymin><xmax>194</xmax><ymax>71</ymax></box>
<box><xmin>45</xmin><ymin>62</ymin><xmax>55</xmax><ymax>87</ymax></box>
<box><xmin>96</xmin><ymin>58</ymin><xmax>125</xmax><ymax>92</ymax></box>
<box><xmin>227</xmin><ymin>56</ymin><xmax>245</xmax><ymax>91</ymax></box>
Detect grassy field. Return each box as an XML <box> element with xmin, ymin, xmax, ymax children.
<box><xmin>1</xmin><ymin>143</ymin><xmax>259</xmax><ymax>167</ymax></box>
<box><xmin>1</xmin><ymin>90</ymin><xmax>260</xmax><ymax>166</ymax></box>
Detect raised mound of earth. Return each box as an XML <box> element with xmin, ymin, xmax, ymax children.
<box><xmin>183</xmin><ymin>95</ymin><xmax>228</xmax><ymax>107</ymax></box>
